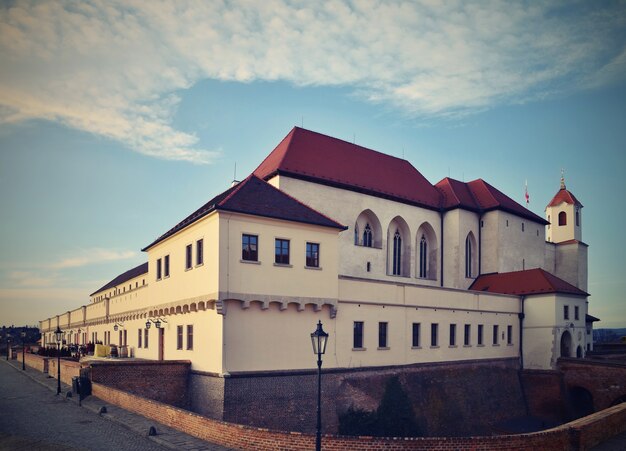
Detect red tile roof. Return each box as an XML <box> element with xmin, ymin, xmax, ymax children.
<box><xmin>91</xmin><ymin>262</ymin><xmax>148</xmax><ymax>296</ymax></box>
<box><xmin>435</xmin><ymin>178</ymin><xmax>548</xmax><ymax>224</ymax></box>
<box><xmin>142</xmin><ymin>175</ymin><xmax>346</xmax><ymax>251</ymax></box>
<box><xmin>547</xmin><ymin>188</ymin><xmax>583</xmax><ymax>208</ymax></box>
<box><xmin>254</xmin><ymin>127</ymin><xmax>442</xmax><ymax>210</ymax></box>
<box><xmin>469</xmin><ymin>268</ymin><xmax>588</xmax><ymax>296</ymax></box>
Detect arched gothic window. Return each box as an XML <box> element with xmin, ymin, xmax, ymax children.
<box><xmin>363</xmin><ymin>223</ymin><xmax>373</xmax><ymax>247</ymax></box>
<box><xmin>392</xmin><ymin>229</ymin><xmax>402</xmax><ymax>275</ymax></box>
<box><xmin>465</xmin><ymin>235</ymin><xmax>472</xmax><ymax>278</ymax></box>
<box><xmin>419</xmin><ymin>235</ymin><xmax>427</xmax><ymax>278</ymax></box>
<box><xmin>558</xmin><ymin>211</ymin><xmax>567</xmax><ymax>226</ymax></box>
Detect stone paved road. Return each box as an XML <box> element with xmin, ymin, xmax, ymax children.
<box><xmin>0</xmin><ymin>360</ymin><xmax>179</xmax><ymax>451</ymax></box>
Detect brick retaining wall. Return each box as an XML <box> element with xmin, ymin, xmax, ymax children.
<box><xmin>48</xmin><ymin>358</ymin><xmax>81</xmax><ymax>387</ymax></box>
<box><xmin>92</xmin><ymin>381</ymin><xmax>626</xmax><ymax>450</ymax></box>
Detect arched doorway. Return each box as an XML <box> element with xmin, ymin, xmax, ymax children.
<box><xmin>569</xmin><ymin>386</ymin><xmax>594</xmax><ymax>419</ymax></box>
<box><xmin>560</xmin><ymin>330</ymin><xmax>572</xmax><ymax>358</ymax></box>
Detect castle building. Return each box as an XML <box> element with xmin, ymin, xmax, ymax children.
<box><xmin>39</xmin><ymin>127</ymin><xmax>595</xmax><ymax>425</ymax></box>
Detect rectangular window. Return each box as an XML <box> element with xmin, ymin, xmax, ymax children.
<box><xmin>196</xmin><ymin>239</ymin><xmax>204</xmax><ymax>266</ymax></box>
<box><xmin>378</xmin><ymin>322</ymin><xmax>388</xmax><ymax>348</ymax></box>
<box><xmin>306</xmin><ymin>242</ymin><xmax>320</xmax><ymax>268</ymax></box>
<box><xmin>478</xmin><ymin>324</ymin><xmax>484</xmax><ymax>346</ymax></box>
<box><xmin>242</xmin><ymin>234</ymin><xmax>258</xmax><ymax>261</ymax></box>
<box><xmin>275</xmin><ymin>238</ymin><xmax>290</xmax><ymax>265</ymax></box>
<box><xmin>187</xmin><ymin>325</ymin><xmax>193</xmax><ymax>350</ymax></box>
<box><xmin>493</xmin><ymin>325</ymin><xmax>499</xmax><ymax>345</ymax></box>
<box><xmin>449</xmin><ymin>324</ymin><xmax>456</xmax><ymax>346</ymax></box>
<box><xmin>156</xmin><ymin>258</ymin><xmax>162</xmax><ymax>280</ymax></box>
<box><xmin>186</xmin><ymin>244</ymin><xmax>192</xmax><ymax>270</ymax></box>
<box><xmin>507</xmin><ymin>325</ymin><xmax>513</xmax><ymax>345</ymax></box>
<box><xmin>138</xmin><ymin>329</ymin><xmax>142</xmax><ymax>348</ymax></box>
<box><xmin>144</xmin><ymin>328</ymin><xmax>149</xmax><ymax>349</ymax></box>
<box><xmin>412</xmin><ymin>323</ymin><xmax>420</xmax><ymax>347</ymax></box>
<box><xmin>431</xmin><ymin>323</ymin><xmax>438</xmax><ymax>347</ymax></box>
<box><xmin>177</xmin><ymin>325</ymin><xmax>183</xmax><ymax>350</ymax></box>
<box><xmin>464</xmin><ymin>324</ymin><xmax>471</xmax><ymax>346</ymax></box>
<box><xmin>564</xmin><ymin>305</ymin><xmax>569</xmax><ymax>320</ymax></box>
<box><xmin>574</xmin><ymin>306</ymin><xmax>579</xmax><ymax>320</ymax></box>
<box><xmin>353</xmin><ymin>321</ymin><xmax>364</xmax><ymax>349</ymax></box>
<box><xmin>164</xmin><ymin>254</ymin><xmax>170</xmax><ymax>277</ymax></box>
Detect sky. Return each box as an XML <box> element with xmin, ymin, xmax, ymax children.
<box><xmin>0</xmin><ymin>0</ymin><xmax>625</xmax><ymax>328</ymax></box>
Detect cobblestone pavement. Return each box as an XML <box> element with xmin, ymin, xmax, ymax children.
<box><xmin>0</xmin><ymin>358</ymin><xmax>235</xmax><ymax>451</ymax></box>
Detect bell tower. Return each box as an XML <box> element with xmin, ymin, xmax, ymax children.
<box><xmin>545</xmin><ymin>171</ymin><xmax>587</xmax><ymax>291</ymax></box>
<box><xmin>546</xmin><ymin>171</ymin><xmax>583</xmax><ymax>244</ymax></box>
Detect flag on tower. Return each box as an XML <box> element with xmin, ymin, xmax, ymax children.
<box><xmin>525</xmin><ymin>180</ymin><xmax>530</xmax><ymax>205</ymax></box>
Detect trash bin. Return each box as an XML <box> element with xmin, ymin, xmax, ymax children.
<box><xmin>79</xmin><ymin>376</ymin><xmax>91</xmax><ymax>397</ymax></box>
<box><xmin>72</xmin><ymin>376</ymin><xmax>80</xmax><ymax>394</ymax></box>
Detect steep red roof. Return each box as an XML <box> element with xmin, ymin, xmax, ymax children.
<box><xmin>254</xmin><ymin>127</ymin><xmax>442</xmax><ymax>209</ymax></box>
<box><xmin>435</xmin><ymin>178</ymin><xmax>548</xmax><ymax>224</ymax></box>
<box><xmin>469</xmin><ymin>268</ymin><xmax>588</xmax><ymax>296</ymax></box>
<box><xmin>142</xmin><ymin>175</ymin><xmax>346</xmax><ymax>251</ymax></box>
<box><xmin>547</xmin><ymin>188</ymin><xmax>583</xmax><ymax>208</ymax></box>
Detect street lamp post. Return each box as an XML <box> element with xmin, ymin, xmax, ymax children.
<box><xmin>6</xmin><ymin>333</ymin><xmax>11</xmax><ymax>361</ymax></box>
<box><xmin>55</xmin><ymin>326</ymin><xmax>63</xmax><ymax>395</ymax></box>
<box><xmin>21</xmin><ymin>331</ymin><xmax>26</xmax><ymax>370</ymax></box>
<box><xmin>310</xmin><ymin>320</ymin><xmax>329</xmax><ymax>451</ymax></box>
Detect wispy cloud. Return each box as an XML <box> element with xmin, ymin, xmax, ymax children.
<box><xmin>0</xmin><ymin>1</ymin><xmax>624</xmax><ymax>162</ymax></box>
<box><xmin>50</xmin><ymin>248</ymin><xmax>137</xmax><ymax>269</ymax></box>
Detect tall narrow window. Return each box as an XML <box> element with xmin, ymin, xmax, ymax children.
<box><xmin>354</xmin><ymin>224</ymin><xmax>359</xmax><ymax>245</ymax></box>
<box><xmin>242</xmin><ymin>234</ymin><xmax>258</xmax><ymax>261</ymax></box>
<box><xmin>392</xmin><ymin>229</ymin><xmax>402</xmax><ymax>275</ymax></box>
<box><xmin>478</xmin><ymin>324</ymin><xmax>484</xmax><ymax>346</ymax></box>
<box><xmin>363</xmin><ymin>223</ymin><xmax>372</xmax><ymax>247</ymax></box>
<box><xmin>412</xmin><ymin>323</ymin><xmax>420</xmax><ymax>347</ymax></box>
<box><xmin>275</xmin><ymin>239</ymin><xmax>290</xmax><ymax>265</ymax></box>
<box><xmin>187</xmin><ymin>325</ymin><xmax>193</xmax><ymax>350</ymax></box>
<box><xmin>419</xmin><ymin>235</ymin><xmax>427</xmax><ymax>278</ymax></box>
<box><xmin>465</xmin><ymin>235</ymin><xmax>472</xmax><ymax>278</ymax></box>
<box><xmin>186</xmin><ymin>244</ymin><xmax>192</xmax><ymax>270</ymax></box>
<box><xmin>378</xmin><ymin>322</ymin><xmax>388</xmax><ymax>348</ymax></box>
<box><xmin>164</xmin><ymin>255</ymin><xmax>170</xmax><ymax>277</ymax></box>
<box><xmin>575</xmin><ymin>306</ymin><xmax>579</xmax><ymax>320</ymax></box>
<box><xmin>196</xmin><ymin>239</ymin><xmax>204</xmax><ymax>266</ymax></box>
<box><xmin>564</xmin><ymin>305</ymin><xmax>569</xmax><ymax>320</ymax></box>
<box><xmin>306</xmin><ymin>242</ymin><xmax>320</xmax><ymax>268</ymax></box>
<box><xmin>575</xmin><ymin>209</ymin><xmax>580</xmax><ymax>226</ymax></box>
<box><xmin>353</xmin><ymin>321</ymin><xmax>364</xmax><ymax>349</ymax></box>
<box><xmin>507</xmin><ymin>325</ymin><xmax>513</xmax><ymax>345</ymax></box>
<box><xmin>464</xmin><ymin>324</ymin><xmax>471</xmax><ymax>346</ymax></box>
<box><xmin>449</xmin><ymin>324</ymin><xmax>456</xmax><ymax>346</ymax></box>
<box><xmin>558</xmin><ymin>211</ymin><xmax>567</xmax><ymax>226</ymax></box>
<box><xmin>156</xmin><ymin>258</ymin><xmax>162</xmax><ymax>280</ymax></box>
<box><xmin>138</xmin><ymin>329</ymin><xmax>142</xmax><ymax>348</ymax></box>
<box><xmin>431</xmin><ymin>323</ymin><xmax>438</xmax><ymax>347</ymax></box>
<box><xmin>493</xmin><ymin>325</ymin><xmax>499</xmax><ymax>345</ymax></box>
<box><xmin>144</xmin><ymin>328</ymin><xmax>149</xmax><ymax>348</ymax></box>
<box><xmin>177</xmin><ymin>325</ymin><xmax>183</xmax><ymax>350</ymax></box>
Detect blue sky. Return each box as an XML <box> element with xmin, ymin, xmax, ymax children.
<box><xmin>1</xmin><ymin>0</ymin><xmax>625</xmax><ymax>328</ymax></box>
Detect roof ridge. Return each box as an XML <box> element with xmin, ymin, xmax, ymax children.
<box><xmin>217</xmin><ymin>174</ymin><xmax>254</xmax><ymax>207</ymax></box>
<box><xmin>247</xmin><ymin>176</ymin><xmax>347</xmax><ymax>229</ymax></box>
<box><xmin>254</xmin><ymin>127</ymin><xmax>297</xmax><ymax>179</ymax></box>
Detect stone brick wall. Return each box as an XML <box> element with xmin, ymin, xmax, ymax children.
<box><xmin>558</xmin><ymin>358</ymin><xmax>626</xmax><ymax>410</ymax></box>
<box><xmin>48</xmin><ymin>358</ymin><xmax>81</xmax><ymax>387</ymax></box>
<box><xmin>188</xmin><ymin>371</ymin><xmax>225</xmax><ymax>419</ymax></box>
<box><xmin>23</xmin><ymin>353</ymin><xmax>49</xmax><ymax>373</ymax></box>
<box><xmin>83</xmin><ymin>360</ymin><xmax>190</xmax><ymax>408</ymax></box>
<box><xmin>521</xmin><ymin>369</ymin><xmax>569</xmax><ymax>422</ymax></box>
<box><xmin>221</xmin><ymin>358</ymin><xmax>526</xmax><ymax>436</ymax></box>
<box><xmin>92</xmin><ymin>380</ymin><xmax>626</xmax><ymax>451</ymax></box>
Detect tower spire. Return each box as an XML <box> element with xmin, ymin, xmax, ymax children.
<box><xmin>560</xmin><ymin>168</ymin><xmax>566</xmax><ymax>190</ymax></box>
